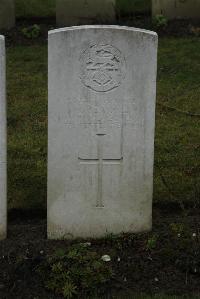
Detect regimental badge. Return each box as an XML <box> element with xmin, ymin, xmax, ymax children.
<box><xmin>80</xmin><ymin>44</ymin><xmax>126</xmax><ymax>92</ymax></box>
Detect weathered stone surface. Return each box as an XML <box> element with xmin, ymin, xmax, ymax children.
<box><xmin>152</xmin><ymin>0</ymin><xmax>200</xmax><ymax>20</ymax></box>
<box><xmin>56</xmin><ymin>0</ymin><xmax>116</xmax><ymax>26</ymax></box>
<box><xmin>48</xmin><ymin>25</ymin><xmax>158</xmax><ymax>239</ymax></box>
<box><xmin>0</xmin><ymin>0</ymin><xmax>15</xmax><ymax>30</ymax></box>
<box><xmin>0</xmin><ymin>35</ymin><xmax>7</xmax><ymax>240</ymax></box>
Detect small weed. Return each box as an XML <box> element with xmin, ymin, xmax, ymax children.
<box><xmin>21</xmin><ymin>24</ymin><xmax>41</xmax><ymax>39</ymax></box>
<box><xmin>169</xmin><ymin>223</ymin><xmax>185</xmax><ymax>236</ymax></box>
<box><xmin>37</xmin><ymin>244</ymin><xmax>112</xmax><ymax>298</ymax></box>
<box><xmin>153</xmin><ymin>14</ymin><xmax>168</xmax><ymax>29</ymax></box>
<box><xmin>146</xmin><ymin>234</ymin><xmax>158</xmax><ymax>250</ymax></box>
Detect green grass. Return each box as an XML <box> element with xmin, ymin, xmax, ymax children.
<box><xmin>7</xmin><ymin>37</ymin><xmax>200</xmax><ymax>210</ymax></box>
<box><xmin>7</xmin><ymin>45</ymin><xmax>47</xmax><ymax>209</ymax></box>
<box><xmin>155</xmin><ymin>38</ymin><xmax>200</xmax><ymax>204</ymax></box>
<box><xmin>15</xmin><ymin>0</ymin><xmax>151</xmax><ymax>18</ymax></box>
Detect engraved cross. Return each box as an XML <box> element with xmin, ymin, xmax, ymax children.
<box><xmin>79</xmin><ymin>134</ymin><xmax>123</xmax><ymax>208</ymax></box>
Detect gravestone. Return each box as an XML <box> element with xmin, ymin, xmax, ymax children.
<box><xmin>152</xmin><ymin>0</ymin><xmax>200</xmax><ymax>20</ymax></box>
<box><xmin>56</xmin><ymin>0</ymin><xmax>116</xmax><ymax>26</ymax></box>
<box><xmin>0</xmin><ymin>35</ymin><xmax>7</xmax><ymax>240</ymax></box>
<box><xmin>0</xmin><ymin>0</ymin><xmax>15</xmax><ymax>30</ymax></box>
<box><xmin>48</xmin><ymin>25</ymin><xmax>158</xmax><ymax>239</ymax></box>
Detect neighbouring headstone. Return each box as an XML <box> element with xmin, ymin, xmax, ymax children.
<box><xmin>0</xmin><ymin>0</ymin><xmax>15</xmax><ymax>30</ymax></box>
<box><xmin>56</xmin><ymin>0</ymin><xmax>116</xmax><ymax>26</ymax></box>
<box><xmin>0</xmin><ymin>35</ymin><xmax>7</xmax><ymax>240</ymax></box>
<box><xmin>48</xmin><ymin>25</ymin><xmax>158</xmax><ymax>239</ymax></box>
<box><xmin>152</xmin><ymin>0</ymin><xmax>200</xmax><ymax>20</ymax></box>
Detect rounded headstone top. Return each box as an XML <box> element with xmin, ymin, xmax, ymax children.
<box><xmin>48</xmin><ymin>25</ymin><xmax>157</xmax><ymax>38</ymax></box>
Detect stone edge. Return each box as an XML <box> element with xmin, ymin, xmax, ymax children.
<box><xmin>0</xmin><ymin>34</ymin><xmax>7</xmax><ymax>240</ymax></box>
<box><xmin>48</xmin><ymin>25</ymin><xmax>158</xmax><ymax>38</ymax></box>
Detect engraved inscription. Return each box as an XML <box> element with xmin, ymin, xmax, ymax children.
<box><xmin>53</xmin><ymin>98</ymin><xmax>137</xmax><ymax>127</ymax></box>
<box><xmin>79</xmin><ymin>134</ymin><xmax>123</xmax><ymax>208</ymax></box>
<box><xmin>80</xmin><ymin>44</ymin><xmax>126</xmax><ymax>92</ymax></box>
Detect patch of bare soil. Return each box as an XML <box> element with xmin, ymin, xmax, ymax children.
<box><xmin>0</xmin><ymin>206</ymin><xmax>200</xmax><ymax>298</ymax></box>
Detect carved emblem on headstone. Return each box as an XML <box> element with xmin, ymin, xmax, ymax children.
<box><xmin>80</xmin><ymin>44</ymin><xmax>126</xmax><ymax>92</ymax></box>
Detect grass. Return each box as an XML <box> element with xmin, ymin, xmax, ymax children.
<box><xmin>7</xmin><ymin>37</ymin><xmax>200</xmax><ymax>210</ymax></box>
<box><xmin>155</xmin><ymin>38</ymin><xmax>200</xmax><ymax>204</ymax></box>
<box><xmin>15</xmin><ymin>0</ymin><xmax>151</xmax><ymax>18</ymax></box>
<box><xmin>7</xmin><ymin>45</ymin><xmax>47</xmax><ymax>209</ymax></box>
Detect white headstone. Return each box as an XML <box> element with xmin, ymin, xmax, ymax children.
<box><xmin>48</xmin><ymin>25</ymin><xmax>158</xmax><ymax>239</ymax></box>
<box><xmin>152</xmin><ymin>0</ymin><xmax>200</xmax><ymax>20</ymax></box>
<box><xmin>0</xmin><ymin>0</ymin><xmax>15</xmax><ymax>30</ymax></box>
<box><xmin>0</xmin><ymin>35</ymin><xmax>7</xmax><ymax>240</ymax></box>
<box><xmin>56</xmin><ymin>0</ymin><xmax>116</xmax><ymax>26</ymax></box>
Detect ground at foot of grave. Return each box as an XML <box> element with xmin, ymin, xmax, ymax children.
<box><xmin>0</xmin><ymin>206</ymin><xmax>200</xmax><ymax>299</ymax></box>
